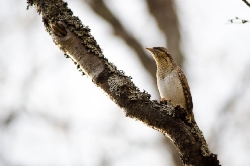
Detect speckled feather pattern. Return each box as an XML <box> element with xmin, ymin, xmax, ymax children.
<box><xmin>146</xmin><ymin>47</ymin><xmax>194</xmax><ymax>122</ymax></box>
<box><xmin>176</xmin><ymin>66</ymin><xmax>194</xmax><ymax>121</ymax></box>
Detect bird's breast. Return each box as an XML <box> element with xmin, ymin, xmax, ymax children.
<box><xmin>157</xmin><ymin>72</ymin><xmax>186</xmax><ymax>108</ymax></box>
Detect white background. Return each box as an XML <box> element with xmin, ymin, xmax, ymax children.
<box><xmin>1</xmin><ymin>0</ymin><xmax>250</xmax><ymax>165</ymax></box>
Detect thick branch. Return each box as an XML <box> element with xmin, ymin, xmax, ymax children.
<box><xmin>27</xmin><ymin>0</ymin><xmax>220</xmax><ymax>165</ymax></box>
<box><xmin>146</xmin><ymin>2</ymin><xmax>185</xmax><ymax>165</ymax></box>
<box><xmin>85</xmin><ymin>0</ymin><xmax>156</xmax><ymax>80</ymax></box>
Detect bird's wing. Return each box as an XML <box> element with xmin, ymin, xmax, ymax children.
<box><xmin>177</xmin><ymin>67</ymin><xmax>194</xmax><ymax>122</ymax></box>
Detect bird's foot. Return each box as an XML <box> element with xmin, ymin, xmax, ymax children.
<box><xmin>161</xmin><ymin>98</ymin><xmax>167</xmax><ymax>101</ymax></box>
<box><xmin>160</xmin><ymin>98</ymin><xmax>169</xmax><ymax>104</ymax></box>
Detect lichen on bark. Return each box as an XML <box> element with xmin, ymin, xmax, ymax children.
<box><xmin>27</xmin><ymin>0</ymin><xmax>220</xmax><ymax>165</ymax></box>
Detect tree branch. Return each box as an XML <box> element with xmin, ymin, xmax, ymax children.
<box><xmin>243</xmin><ymin>0</ymin><xmax>250</xmax><ymax>8</ymax></box>
<box><xmin>146</xmin><ymin>1</ymin><xmax>185</xmax><ymax>165</ymax></box>
<box><xmin>146</xmin><ymin>0</ymin><xmax>184</xmax><ymax>66</ymax></box>
<box><xmin>228</xmin><ymin>17</ymin><xmax>249</xmax><ymax>24</ymax></box>
<box><xmin>85</xmin><ymin>0</ymin><xmax>156</xmax><ymax>81</ymax></box>
<box><xmin>27</xmin><ymin>0</ymin><xmax>220</xmax><ymax>165</ymax></box>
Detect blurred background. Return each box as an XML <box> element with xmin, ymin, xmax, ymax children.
<box><xmin>1</xmin><ymin>0</ymin><xmax>250</xmax><ymax>165</ymax></box>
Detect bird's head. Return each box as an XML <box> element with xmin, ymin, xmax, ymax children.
<box><xmin>146</xmin><ymin>47</ymin><xmax>176</xmax><ymax>67</ymax></box>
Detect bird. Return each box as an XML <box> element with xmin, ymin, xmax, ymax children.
<box><xmin>146</xmin><ymin>47</ymin><xmax>194</xmax><ymax>123</ymax></box>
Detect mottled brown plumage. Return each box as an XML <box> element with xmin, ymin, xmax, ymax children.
<box><xmin>146</xmin><ymin>47</ymin><xmax>194</xmax><ymax>122</ymax></box>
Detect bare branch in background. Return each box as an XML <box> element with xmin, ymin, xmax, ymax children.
<box><xmin>228</xmin><ymin>17</ymin><xmax>249</xmax><ymax>24</ymax></box>
<box><xmin>27</xmin><ymin>0</ymin><xmax>220</xmax><ymax>165</ymax></box>
<box><xmin>210</xmin><ymin>61</ymin><xmax>250</xmax><ymax>152</ymax></box>
<box><xmin>85</xmin><ymin>0</ymin><xmax>156</xmax><ymax>81</ymax></box>
<box><xmin>146</xmin><ymin>0</ymin><xmax>184</xmax><ymax>66</ymax></box>
<box><xmin>243</xmin><ymin>0</ymin><xmax>250</xmax><ymax>8</ymax></box>
<box><xmin>0</xmin><ymin>61</ymin><xmax>68</xmax><ymax>132</ymax></box>
<box><xmin>228</xmin><ymin>0</ymin><xmax>250</xmax><ymax>24</ymax></box>
<box><xmin>146</xmin><ymin>1</ymin><xmax>184</xmax><ymax>165</ymax></box>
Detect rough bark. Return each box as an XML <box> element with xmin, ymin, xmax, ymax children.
<box><xmin>27</xmin><ymin>0</ymin><xmax>220</xmax><ymax>165</ymax></box>
<box><xmin>85</xmin><ymin>0</ymin><xmax>156</xmax><ymax>80</ymax></box>
<box><xmin>146</xmin><ymin>1</ymin><xmax>186</xmax><ymax>163</ymax></box>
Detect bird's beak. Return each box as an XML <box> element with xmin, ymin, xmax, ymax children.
<box><xmin>145</xmin><ymin>47</ymin><xmax>154</xmax><ymax>54</ymax></box>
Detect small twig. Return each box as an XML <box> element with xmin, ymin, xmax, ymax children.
<box><xmin>228</xmin><ymin>17</ymin><xmax>250</xmax><ymax>24</ymax></box>
<box><xmin>243</xmin><ymin>0</ymin><xmax>250</xmax><ymax>8</ymax></box>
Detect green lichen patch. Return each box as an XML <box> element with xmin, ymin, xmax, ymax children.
<box><xmin>27</xmin><ymin>0</ymin><xmax>103</xmax><ymax>58</ymax></box>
